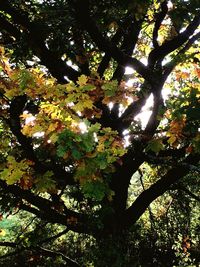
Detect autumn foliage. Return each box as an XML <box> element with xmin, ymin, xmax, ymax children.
<box><xmin>0</xmin><ymin>0</ymin><xmax>200</xmax><ymax>266</ymax></box>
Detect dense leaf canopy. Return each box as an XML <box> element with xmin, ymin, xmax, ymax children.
<box><xmin>0</xmin><ymin>0</ymin><xmax>199</xmax><ymax>266</ymax></box>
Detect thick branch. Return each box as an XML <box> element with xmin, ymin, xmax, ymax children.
<box><xmin>123</xmin><ymin>153</ymin><xmax>200</xmax><ymax>228</ymax></box>
<box><xmin>33</xmin><ymin>45</ymin><xmax>80</xmax><ymax>83</ymax></box>
<box><xmin>72</xmin><ymin>27</ymin><xmax>90</xmax><ymax>75</ymax></box>
<box><xmin>145</xmin><ymin>147</ymin><xmax>187</xmax><ymax>164</ymax></box>
<box><xmin>119</xmin><ymin>72</ymin><xmax>166</xmax><ymax>132</ymax></box>
<box><xmin>110</xmin><ymin>144</ymin><xmax>145</xmax><ymax>215</ymax></box>
<box><xmin>72</xmin><ymin>0</ymin><xmax>153</xmax><ymax>82</ymax></box>
<box><xmin>0</xmin><ymin>15</ymin><xmax>20</xmax><ymax>39</ymax></box>
<box><xmin>119</xmin><ymin>81</ymin><xmax>151</xmax><ymax>129</ymax></box>
<box><xmin>108</xmin><ymin>16</ymin><xmax>143</xmax><ymax>139</ymax></box>
<box><xmin>0</xmin><ymin>2</ymin><xmax>80</xmax><ymax>83</ymax></box>
<box><xmin>110</xmin><ymin>91</ymin><xmax>164</xmax><ymax>216</ymax></box>
<box><xmin>163</xmin><ymin>31</ymin><xmax>200</xmax><ymax>78</ymax></box>
<box><xmin>112</xmin><ymin>18</ymin><xmax>142</xmax><ymax>81</ymax></box>
<box><xmin>97</xmin><ymin>15</ymin><xmax>139</xmax><ymax>78</ymax></box>
<box><xmin>152</xmin><ymin>1</ymin><xmax>168</xmax><ymax>48</ymax></box>
<box><xmin>0</xmin><ymin>0</ymin><xmax>36</xmax><ymax>32</ymax></box>
<box><xmin>97</xmin><ymin>26</ymin><xmax>124</xmax><ymax>77</ymax></box>
<box><xmin>0</xmin><ymin>180</ymin><xmax>89</xmax><ymax>234</ymax></box>
<box><xmin>143</xmin><ymin>90</ymin><xmax>164</xmax><ymax>137</ymax></box>
<box><xmin>148</xmin><ymin>15</ymin><xmax>200</xmax><ymax>67</ymax></box>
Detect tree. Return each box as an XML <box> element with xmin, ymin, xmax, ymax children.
<box><xmin>0</xmin><ymin>0</ymin><xmax>200</xmax><ymax>266</ymax></box>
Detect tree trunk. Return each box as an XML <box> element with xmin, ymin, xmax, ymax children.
<box><xmin>92</xmin><ymin>231</ymin><xmax>138</xmax><ymax>267</ymax></box>
<box><xmin>91</xmin><ymin>228</ymin><xmax>177</xmax><ymax>267</ymax></box>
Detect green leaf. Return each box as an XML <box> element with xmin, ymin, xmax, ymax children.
<box><xmin>96</xmin><ymin>153</ymin><xmax>108</xmax><ymax>169</ymax></box>
<box><xmin>18</xmin><ymin>69</ymin><xmax>35</xmax><ymax>90</ymax></box>
<box><xmin>57</xmin><ymin>145</ymin><xmax>67</xmax><ymax>158</ymax></box>
<box><xmin>102</xmin><ymin>80</ymin><xmax>118</xmax><ymax>96</ymax></box>
<box><xmin>0</xmin><ymin>156</ymin><xmax>31</xmax><ymax>185</ymax></box>
<box><xmin>89</xmin><ymin>123</ymin><xmax>101</xmax><ymax>133</ymax></box>
<box><xmin>81</xmin><ymin>84</ymin><xmax>96</xmax><ymax>91</ymax></box>
<box><xmin>146</xmin><ymin>139</ymin><xmax>165</xmax><ymax>153</ymax></box>
<box><xmin>71</xmin><ymin>148</ymin><xmax>83</xmax><ymax>160</ymax></box>
<box><xmin>34</xmin><ymin>171</ymin><xmax>56</xmax><ymax>193</ymax></box>
<box><xmin>81</xmin><ymin>180</ymin><xmax>107</xmax><ymax>201</ymax></box>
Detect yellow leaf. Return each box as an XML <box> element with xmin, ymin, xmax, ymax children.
<box><xmin>0</xmin><ymin>229</ymin><xmax>6</xmax><ymax>236</ymax></box>
<box><xmin>168</xmin><ymin>135</ymin><xmax>177</xmax><ymax>145</ymax></box>
<box><xmin>21</xmin><ymin>125</ymin><xmax>33</xmax><ymax>136</ymax></box>
<box><xmin>96</xmin><ymin>143</ymin><xmax>105</xmax><ymax>152</ymax></box>
<box><xmin>49</xmin><ymin>133</ymin><xmax>59</xmax><ymax>143</ymax></box>
<box><xmin>47</xmin><ymin>122</ymin><xmax>58</xmax><ymax>133</ymax></box>
<box><xmin>5</xmin><ymin>87</ymin><xmax>20</xmax><ymax>98</ymax></box>
<box><xmin>77</xmin><ymin>75</ymin><xmax>88</xmax><ymax>86</ymax></box>
<box><xmin>66</xmin><ymin>83</ymin><xmax>75</xmax><ymax>92</ymax></box>
<box><xmin>82</xmin><ymin>99</ymin><xmax>93</xmax><ymax>109</ymax></box>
